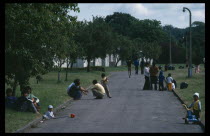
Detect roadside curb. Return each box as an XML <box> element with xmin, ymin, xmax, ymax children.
<box><xmin>14</xmin><ymin>84</ymin><xmax>94</xmax><ymax>133</ymax></box>
<box><xmin>172</xmin><ymin>90</ymin><xmax>205</xmax><ymax>132</ymax></box>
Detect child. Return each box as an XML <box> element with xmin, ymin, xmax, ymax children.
<box><xmin>5</xmin><ymin>88</ymin><xmax>17</xmax><ymax>109</ymax></box>
<box><xmin>25</xmin><ymin>86</ymin><xmax>41</xmax><ymax>112</ymax></box>
<box><xmin>158</xmin><ymin>68</ymin><xmax>165</xmax><ymax>91</ymax></box>
<box><xmin>183</xmin><ymin>93</ymin><xmax>201</xmax><ymax>122</ymax></box>
<box><xmin>101</xmin><ymin>73</ymin><xmax>111</xmax><ymax>98</ymax></box>
<box><xmin>166</xmin><ymin>73</ymin><xmax>173</xmax><ymax>91</ymax></box>
<box><xmin>16</xmin><ymin>89</ymin><xmax>40</xmax><ymax>114</ymax></box>
<box><xmin>91</xmin><ymin>80</ymin><xmax>105</xmax><ymax>99</ymax></box>
<box><xmin>42</xmin><ymin>105</ymin><xmax>55</xmax><ymax>120</ymax></box>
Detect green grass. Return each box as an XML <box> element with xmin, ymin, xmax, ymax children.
<box><xmin>5</xmin><ymin>66</ymin><xmax>127</xmax><ymax>133</ymax></box>
<box><xmin>160</xmin><ymin>64</ymin><xmax>205</xmax><ymax>122</ymax></box>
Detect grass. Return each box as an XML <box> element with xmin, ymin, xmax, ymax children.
<box><xmin>5</xmin><ymin>66</ymin><xmax>127</xmax><ymax>133</ymax></box>
<box><xmin>159</xmin><ymin>64</ymin><xmax>205</xmax><ymax>122</ymax></box>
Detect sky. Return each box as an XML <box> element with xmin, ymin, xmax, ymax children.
<box><xmin>70</xmin><ymin>3</ymin><xmax>205</xmax><ymax>29</ymax></box>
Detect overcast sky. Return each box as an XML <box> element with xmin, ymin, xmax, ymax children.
<box><xmin>70</xmin><ymin>3</ymin><xmax>205</xmax><ymax>29</ymax></box>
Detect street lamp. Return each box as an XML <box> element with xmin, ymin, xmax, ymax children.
<box><xmin>183</xmin><ymin>7</ymin><xmax>192</xmax><ymax>77</ymax></box>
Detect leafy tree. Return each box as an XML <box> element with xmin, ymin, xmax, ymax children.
<box><xmin>5</xmin><ymin>3</ymin><xmax>79</xmax><ymax>95</ymax></box>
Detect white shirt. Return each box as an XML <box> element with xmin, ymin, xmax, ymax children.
<box><xmin>166</xmin><ymin>77</ymin><xmax>173</xmax><ymax>83</ymax></box>
<box><xmin>144</xmin><ymin>67</ymin><xmax>150</xmax><ymax>77</ymax></box>
<box><xmin>43</xmin><ymin>111</ymin><xmax>54</xmax><ymax>119</ymax></box>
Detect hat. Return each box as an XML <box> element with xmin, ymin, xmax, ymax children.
<box><xmin>48</xmin><ymin>105</ymin><xmax>53</xmax><ymax>108</ymax></box>
<box><xmin>193</xmin><ymin>93</ymin><xmax>199</xmax><ymax>98</ymax></box>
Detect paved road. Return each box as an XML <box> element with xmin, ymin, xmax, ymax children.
<box><xmin>26</xmin><ymin>71</ymin><xmax>203</xmax><ymax>133</ymax></box>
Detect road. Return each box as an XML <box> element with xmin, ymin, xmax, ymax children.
<box><xmin>26</xmin><ymin>71</ymin><xmax>203</xmax><ymax>133</ymax></box>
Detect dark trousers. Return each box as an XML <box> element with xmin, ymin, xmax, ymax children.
<box><xmin>135</xmin><ymin>66</ymin><xmax>139</xmax><ymax>74</ymax></box>
<box><xmin>140</xmin><ymin>66</ymin><xmax>144</xmax><ymax>74</ymax></box>
<box><xmin>150</xmin><ymin>76</ymin><xmax>158</xmax><ymax>90</ymax></box>
<box><xmin>143</xmin><ymin>76</ymin><xmax>151</xmax><ymax>90</ymax></box>
<box><xmin>103</xmin><ymin>85</ymin><xmax>111</xmax><ymax>97</ymax></box>
<box><xmin>159</xmin><ymin>81</ymin><xmax>164</xmax><ymax>91</ymax></box>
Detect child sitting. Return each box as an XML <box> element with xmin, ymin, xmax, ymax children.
<box><xmin>183</xmin><ymin>93</ymin><xmax>201</xmax><ymax>122</ymax></box>
<box><xmin>5</xmin><ymin>88</ymin><xmax>17</xmax><ymax>109</ymax></box>
<box><xmin>101</xmin><ymin>73</ymin><xmax>111</xmax><ymax>98</ymax></box>
<box><xmin>43</xmin><ymin>105</ymin><xmax>55</xmax><ymax>120</ymax></box>
<box><xmin>25</xmin><ymin>86</ymin><xmax>41</xmax><ymax>112</ymax></box>
<box><xmin>16</xmin><ymin>89</ymin><xmax>40</xmax><ymax>114</ymax></box>
<box><xmin>165</xmin><ymin>73</ymin><xmax>173</xmax><ymax>91</ymax></box>
<box><xmin>158</xmin><ymin>67</ymin><xmax>165</xmax><ymax>91</ymax></box>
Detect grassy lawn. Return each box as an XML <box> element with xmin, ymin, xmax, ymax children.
<box><xmin>5</xmin><ymin>66</ymin><xmax>127</xmax><ymax>133</ymax></box>
<box><xmin>159</xmin><ymin>64</ymin><xmax>205</xmax><ymax>123</ymax></box>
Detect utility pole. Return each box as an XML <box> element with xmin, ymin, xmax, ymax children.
<box><xmin>183</xmin><ymin>7</ymin><xmax>192</xmax><ymax>77</ymax></box>
<box><xmin>169</xmin><ymin>31</ymin><xmax>172</xmax><ymax>65</ymax></box>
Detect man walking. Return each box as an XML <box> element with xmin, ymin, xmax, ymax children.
<box><xmin>134</xmin><ymin>59</ymin><xmax>139</xmax><ymax>75</ymax></box>
<box><xmin>140</xmin><ymin>59</ymin><xmax>145</xmax><ymax>75</ymax></box>
<box><xmin>149</xmin><ymin>62</ymin><xmax>159</xmax><ymax>90</ymax></box>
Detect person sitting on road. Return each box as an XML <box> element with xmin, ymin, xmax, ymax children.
<box><xmin>183</xmin><ymin>93</ymin><xmax>201</xmax><ymax>122</ymax></box>
<box><xmin>5</xmin><ymin>88</ymin><xmax>17</xmax><ymax>109</ymax></box>
<box><xmin>158</xmin><ymin>67</ymin><xmax>165</xmax><ymax>91</ymax></box>
<box><xmin>16</xmin><ymin>89</ymin><xmax>40</xmax><ymax>114</ymax></box>
<box><xmin>91</xmin><ymin>80</ymin><xmax>105</xmax><ymax>99</ymax></box>
<box><xmin>42</xmin><ymin>105</ymin><xmax>55</xmax><ymax>120</ymax></box>
<box><xmin>101</xmin><ymin>73</ymin><xmax>111</xmax><ymax>98</ymax></box>
<box><xmin>149</xmin><ymin>62</ymin><xmax>159</xmax><ymax>90</ymax></box>
<box><xmin>67</xmin><ymin>79</ymin><xmax>88</xmax><ymax>100</ymax></box>
<box><xmin>25</xmin><ymin>86</ymin><xmax>41</xmax><ymax>112</ymax></box>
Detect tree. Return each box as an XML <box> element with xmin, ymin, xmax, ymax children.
<box><xmin>5</xmin><ymin>3</ymin><xmax>80</xmax><ymax>95</ymax></box>
<box><xmin>75</xmin><ymin>16</ymin><xmax>114</xmax><ymax>72</ymax></box>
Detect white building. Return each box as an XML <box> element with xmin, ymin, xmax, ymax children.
<box><xmin>54</xmin><ymin>54</ymin><xmax>122</xmax><ymax>68</ymax></box>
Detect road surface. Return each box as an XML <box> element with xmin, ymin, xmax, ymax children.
<box><xmin>26</xmin><ymin>71</ymin><xmax>203</xmax><ymax>133</ymax></box>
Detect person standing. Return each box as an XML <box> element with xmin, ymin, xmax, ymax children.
<box><xmin>143</xmin><ymin>62</ymin><xmax>151</xmax><ymax>90</ymax></box>
<box><xmin>149</xmin><ymin>62</ymin><xmax>159</xmax><ymax>90</ymax></box>
<box><xmin>101</xmin><ymin>73</ymin><xmax>111</xmax><ymax>98</ymax></box>
<box><xmin>126</xmin><ymin>59</ymin><xmax>132</xmax><ymax>78</ymax></box>
<box><xmin>158</xmin><ymin>67</ymin><xmax>165</xmax><ymax>91</ymax></box>
<box><xmin>134</xmin><ymin>59</ymin><xmax>139</xmax><ymax>75</ymax></box>
<box><xmin>140</xmin><ymin>59</ymin><xmax>145</xmax><ymax>75</ymax></box>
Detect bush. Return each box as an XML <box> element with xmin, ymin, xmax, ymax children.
<box><xmin>90</xmin><ymin>66</ymin><xmax>105</xmax><ymax>72</ymax></box>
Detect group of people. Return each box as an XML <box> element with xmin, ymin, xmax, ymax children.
<box><xmin>67</xmin><ymin>73</ymin><xmax>111</xmax><ymax>100</ymax></box>
<box><xmin>126</xmin><ymin>58</ymin><xmax>145</xmax><ymax>78</ymax></box>
<box><xmin>5</xmin><ymin>86</ymin><xmax>41</xmax><ymax>114</ymax></box>
<box><xmin>143</xmin><ymin>62</ymin><xmax>176</xmax><ymax>91</ymax></box>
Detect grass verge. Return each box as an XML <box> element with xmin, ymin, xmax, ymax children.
<box><xmin>5</xmin><ymin>66</ymin><xmax>127</xmax><ymax>133</ymax></box>
<box><xmin>160</xmin><ymin>64</ymin><xmax>205</xmax><ymax>123</ymax></box>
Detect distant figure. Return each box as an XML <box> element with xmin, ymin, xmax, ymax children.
<box><xmin>203</xmin><ymin>58</ymin><xmax>205</xmax><ymax>68</ymax></box>
<box><xmin>5</xmin><ymin>88</ymin><xmax>17</xmax><ymax>109</ymax></box>
<box><xmin>43</xmin><ymin>105</ymin><xmax>55</xmax><ymax>120</ymax></box>
<box><xmin>91</xmin><ymin>80</ymin><xmax>105</xmax><ymax>99</ymax></box>
<box><xmin>134</xmin><ymin>59</ymin><xmax>139</xmax><ymax>75</ymax></box>
<box><xmin>195</xmin><ymin>64</ymin><xmax>200</xmax><ymax>73</ymax></box>
<box><xmin>143</xmin><ymin>62</ymin><xmax>151</xmax><ymax>90</ymax></box>
<box><xmin>158</xmin><ymin>67</ymin><xmax>165</xmax><ymax>91</ymax></box>
<box><xmin>149</xmin><ymin>62</ymin><xmax>159</xmax><ymax>90</ymax></box>
<box><xmin>126</xmin><ymin>59</ymin><xmax>132</xmax><ymax>78</ymax></box>
<box><xmin>166</xmin><ymin>73</ymin><xmax>173</xmax><ymax>91</ymax></box>
<box><xmin>140</xmin><ymin>59</ymin><xmax>145</xmax><ymax>75</ymax></box>
<box><xmin>67</xmin><ymin>79</ymin><xmax>88</xmax><ymax>100</ymax></box>
<box><xmin>164</xmin><ymin>64</ymin><xmax>168</xmax><ymax>71</ymax></box>
<box><xmin>101</xmin><ymin>73</ymin><xmax>111</xmax><ymax>98</ymax></box>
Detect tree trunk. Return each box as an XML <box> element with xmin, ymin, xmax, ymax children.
<box><xmin>87</xmin><ymin>57</ymin><xmax>91</xmax><ymax>72</ymax></box>
<box><xmin>12</xmin><ymin>78</ymin><xmax>18</xmax><ymax>96</ymax></box>
<box><xmin>65</xmin><ymin>58</ymin><xmax>69</xmax><ymax>81</ymax></box>
<box><xmin>115</xmin><ymin>58</ymin><xmax>120</xmax><ymax>67</ymax></box>
<box><xmin>70</xmin><ymin>62</ymin><xmax>74</xmax><ymax>70</ymax></box>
